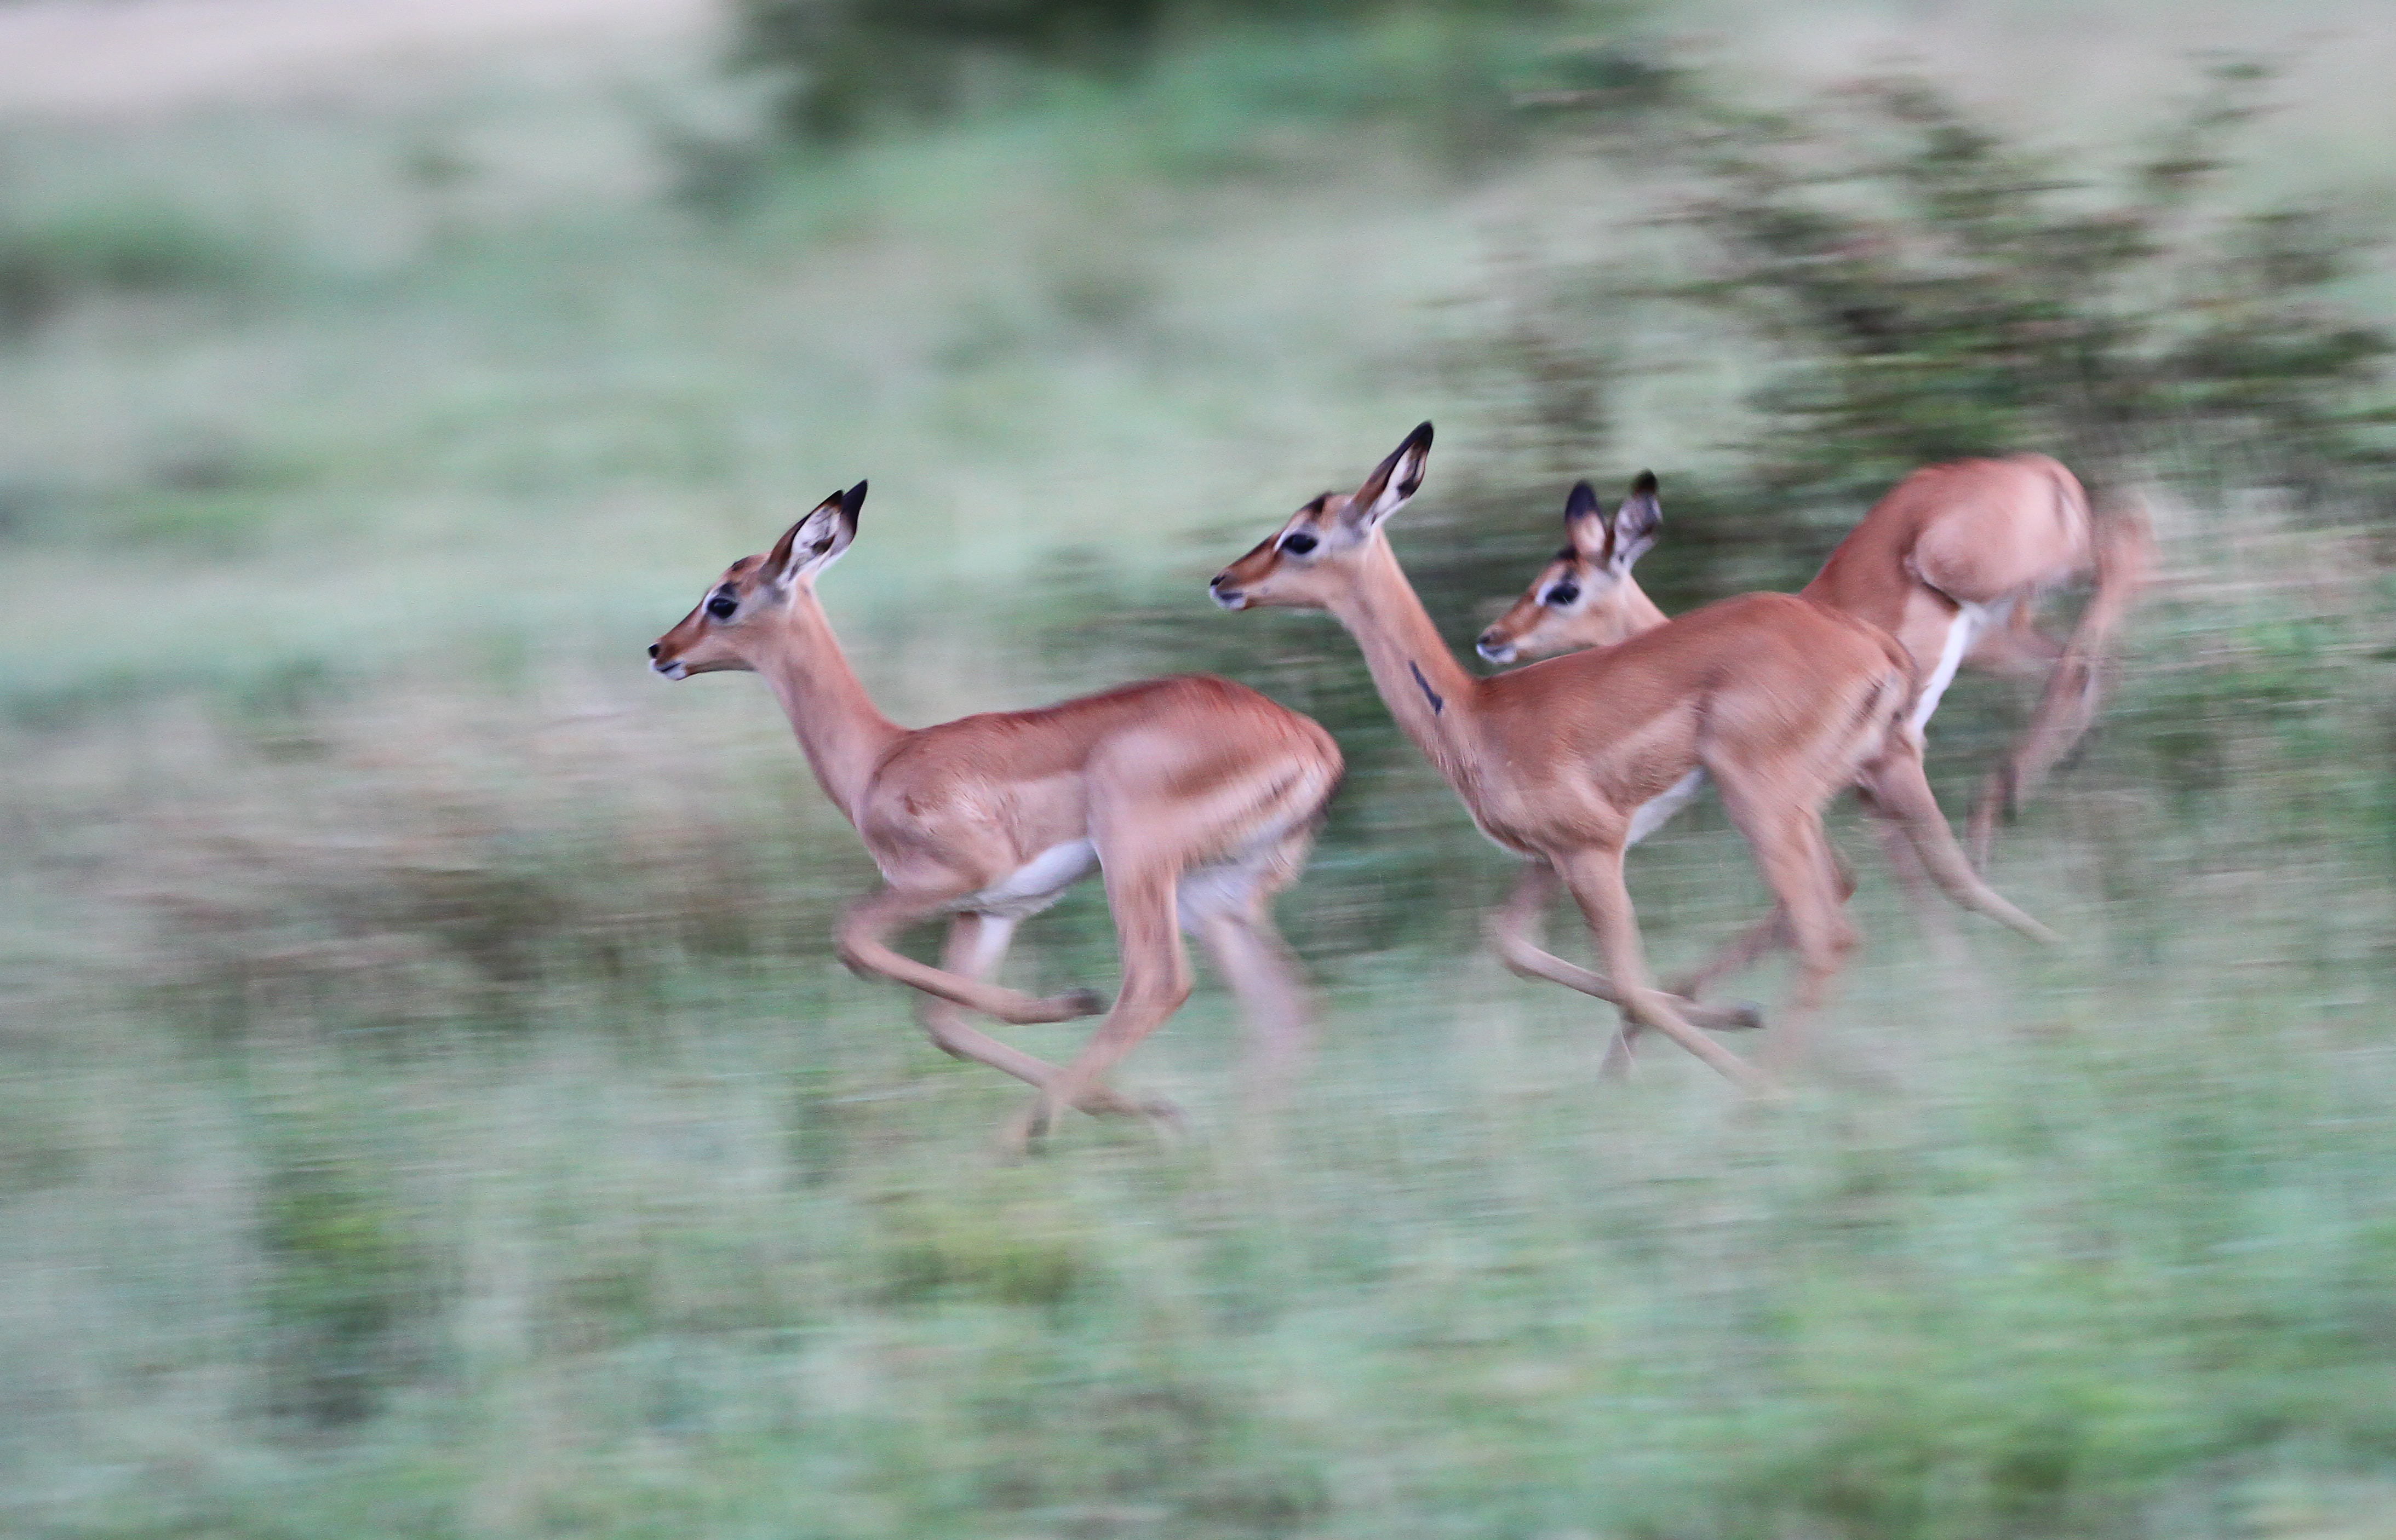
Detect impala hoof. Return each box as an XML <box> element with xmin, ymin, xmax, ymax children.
<box><xmin>1057</xmin><ymin>987</ymin><xmax>1108</xmax><ymax>1018</ymax></box>
<box><xmin>1717</xmin><ymin>1001</ymin><xmax>1766</xmax><ymax>1031</ymax></box>
<box><xmin>995</xmin><ymin>1097</ymin><xmax>1061</xmax><ymax>1160</ymax></box>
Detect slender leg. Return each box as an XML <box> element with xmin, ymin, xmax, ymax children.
<box><xmin>1861</xmin><ymin>790</ymin><xmax>1969</xmax><ymax>970</ymax></box>
<box><xmin>1668</xmin><ymin>786</ymin><xmax>1969</xmax><ymax>998</ymax></box>
<box><xmin>1728</xmin><ymin>807</ymin><xmax>1856</xmax><ymax>1077</ymax></box>
<box><xmin>1667</xmin><ymin>841</ymin><xmax>1859</xmax><ymax>1002</ymax></box>
<box><xmin>1190</xmin><ymin>907</ymin><xmax>1314</xmax><ymax>1108</ymax></box>
<box><xmin>1550</xmin><ymin>847</ymin><xmax>1773</xmax><ymax>1092</ymax></box>
<box><xmin>1667</xmin><ymin>905</ymin><xmax>1787</xmax><ymax>1002</ymax></box>
<box><xmin>1962</xmin><ymin>599</ymin><xmax>2066</xmax><ymax>679</ymax></box>
<box><xmin>1966</xmin><ymin>511</ymin><xmax>2152</xmax><ymax>864</ymax></box>
<box><xmin>1488</xmin><ymin>863</ymin><xmax>1762</xmax><ymax>1031</ymax></box>
<box><xmin>837</xmin><ymin>885</ymin><xmax>1106</xmax><ymax>1025</ymax></box>
<box><xmin>1004</xmin><ymin>863</ymin><xmax>1195</xmax><ymax>1153</ymax></box>
<box><xmin>916</xmin><ymin>915</ymin><xmax>1169</xmax><ymax>1120</ymax></box>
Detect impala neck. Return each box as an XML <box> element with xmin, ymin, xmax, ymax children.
<box><xmin>1613</xmin><ymin>577</ymin><xmax>1670</xmax><ymax>641</ymax></box>
<box><xmin>744</xmin><ymin>589</ymin><xmax>904</xmax><ymax>823</ymax></box>
<box><xmin>1327</xmin><ymin>533</ymin><xmax>1484</xmax><ymax>783</ymax></box>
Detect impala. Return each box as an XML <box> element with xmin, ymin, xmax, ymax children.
<box><xmin>651</xmin><ymin>482</ymin><xmax>1342</xmax><ymax>1151</ymax></box>
<box><xmin>1477</xmin><ymin>456</ymin><xmax>2151</xmax><ymax>864</ymax></box>
<box><xmin>1210</xmin><ymin>426</ymin><xmax>2050</xmax><ymax>1083</ymax></box>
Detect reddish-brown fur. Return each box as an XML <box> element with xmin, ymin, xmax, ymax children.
<box><xmin>1212</xmin><ymin>427</ymin><xmax>2050</xmax><ymax>1083</ymax></box>
<box><xmin>1480</xmin><ymin>456</ymin><xmax>2153</xmax><ymax>870</ymax></box>
<box><xmin>654</xmin><ymin>484</ymin><xmax>1340</xmax><ymax>1152</ymax></box>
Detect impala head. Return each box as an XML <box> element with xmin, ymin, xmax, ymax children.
<box><xmin>649</xmin><ymin>481</ymin><xmax>865</xmax><ymax>679</ymax></box>
<box><xmin>1474</xmin><ymin>472</ymin><xmax>1663</xmax><ymax>664</ymax></box>
<box><xmin>1209</xmin><ymin>422</ymin><xmax>1432</xmax><ymax>612</ymax></box>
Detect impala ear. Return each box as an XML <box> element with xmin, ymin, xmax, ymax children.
<box><xmin>1339</xmin><ymin>421</ymin><xmax>1432</xmax><ymax>532</ymax></box>
<box><xmin>766</xmin><ymin>481</ymin><xmax>865</xmax><ymax>587</ymax></box>
<box><xmin>1609</xmin><ymin>470</ymin><xmax>1660</xmax><ymax>573</ymax></box>
<box><xmin>1563</xmin><ymin>479</ymin><xmax>1608</xmax><ymax>560</ymax></box>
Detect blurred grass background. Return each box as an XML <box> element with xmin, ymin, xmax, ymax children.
<box><xmin>3</xmin><ymin>1</ymin><xmax>2396</xmax><ymax>1536</ymax></box>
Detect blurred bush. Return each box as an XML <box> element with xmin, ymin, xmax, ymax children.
<box><xmin>733</xmin><ymin>0</ymin><xmax>1577</xmax><ymax>146</ymax></box>
<box><xmin>0</xmin><ymin>198</ymin><xmax>261</xmax><ymax>336</ymax></box>
<box><xmin>1503</xmin><ymin>56</ymin><xmax>2395</xmax><ymax>516</ymax></box>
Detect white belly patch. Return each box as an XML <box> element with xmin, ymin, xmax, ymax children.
<box><xmin>958</xmin><ymin>839</ymin><xmax>1098</xmax><ymax>918</ymax></box>
<box><xmin>1911</xmin><ymin>600</ymin><xmax>1997</xmax><ymax>732</ymax></box>
<box><xmin>1626</xmin><ymin>769</ymin><xmax>1707</xmax><ymax>847</ymax></box>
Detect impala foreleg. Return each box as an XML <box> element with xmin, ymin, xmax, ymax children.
<box><xmin>838</xmin><ymin>887</ymin><xmax>1106</xmax><ymax>1026</ymax></box>
<box><xmin>918</xmin><ymin>915</ymin><xmax>1167</xmax><ymax>1121</ymax></box>
<box><xmin>1491</xmin><ymin>863</ymin><xmax>1763</xmax><ymax>1031</ymax></box>
<box><xmin>1553</xmin><ymin>849</ymin><xmax>1774</xmax><ymax>1093</ymax></box>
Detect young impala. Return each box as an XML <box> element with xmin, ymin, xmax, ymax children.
<box><xmin>1210</xmin><ymin>426</ymin><xmax>2050</xmax><ymax>1083</ymax></box>
<box><xmin>651</xmin><ymin>482</ymin><xmax>1342</xmax><ymax>1152</ymax></box>
<box><xmin>1477</xmin><ymin>456</ymin><xmax>2151</xmax><ymax>864</ymax></box>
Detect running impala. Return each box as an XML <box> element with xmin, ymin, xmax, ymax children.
<box><xmin>1477</xmin><ymin>456</ymin><xmax>2151</xmax><ymax>864</ymax></box>
<box><xmin>1210</xmin><ymin>426</ymin><xmax>2051</xmax><ymax>1083</ymax></box>
<box><xmin>652</xmin><ymin>482</ymin><xmax>1342</xmax><ymax>1152</ymax></box>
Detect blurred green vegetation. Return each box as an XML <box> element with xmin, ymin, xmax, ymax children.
<box><xmin>2</xmin><ymin>2</ymin><xmax>2395</xmax><ymax>1537</ymax></box>
<box><xmin>1481</xmin><ymin>51</ymin><xmax>2396</xmax><ymax>529</ymax></box>
<box><xmin>733</xmin><ymin>0</ymin><xmax>1585</xmax><ymax>148</ymax></box>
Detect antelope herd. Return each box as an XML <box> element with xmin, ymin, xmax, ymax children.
<box><xmin>652</xmin><ymin>427</ymin><xmax>2149</xmax><ymax>1151</ymax></box>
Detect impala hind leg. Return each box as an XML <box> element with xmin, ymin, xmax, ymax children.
<box><xmin>1004</xmin><ymin>863</ymin><xmax>1194</xmax><ymax>1154</ymax></box>
<box><xmin>917</xmin><ymin>914</ymin><xmax>1174</xmax><ymax>1122</ymax></box>
<box><xmin>1492</xmin><ymin>863</ymin><xmax>1763</xmax><ymax>1032</ymax></box>
<box><xmin>838</xmin><ymin>885</ymin><xmax>1107</xmax><ymax>1026</ymax></box>
<box><xmin>1861</xmin><ymin>790</ymin><xmax>1970</xmax><ymax>969</ymax></box>
<box><xmin>1966</xmin><ymin>510</ymin><xmax>2152</xmax><ymax>865</ymax></box>
<box><xmin>1666</xmin><ymin>839</ymin><xmax>1858</xmax><ymax>1002</ymax></box>
<box><xmin>1181</xmin><ymin>861</ymin><xmax>1316</xmax><ymax>1108</ymax></box>
<box><xmin>1859</xmin><ymin>732</ymin><xmax>2056</xmax><ymax>944</ymax></box>
<box><xmin>1551</xmin><ymin>848</ymin><xmax>1773</xmax><ymax>1093</ymax></box>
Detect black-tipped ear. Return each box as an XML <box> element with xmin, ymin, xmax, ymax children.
<box><xmin>1563</xmin><ymin>480</ymin><xmax>1608</xmax><ymax>559</ymax></box>
<box><xmin>1609</xmin><ymin>473</ymin><xmax>1661</xmax><ymax>572</ymax></box>
<box><xmin>767</xmin><ymin>487</ymin><xmax>862</xmax><ymax>586</ymax></box>
<box><xmin>1344</xmin><ymin>421</ymin><xmax>1434</xmax><ymax>529</ymax></box>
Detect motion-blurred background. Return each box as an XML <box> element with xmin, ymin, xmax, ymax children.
<box><xmin>4</xmin><ymin>1</ymin><xmax>2394</xmax><ymax>1535</ymax></box>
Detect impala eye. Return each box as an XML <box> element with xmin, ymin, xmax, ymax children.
<box><xmin>707</xmin><ymin>594</ymin><xmax>737</xmax><ymax>619</ymax></box>
<box><xmin>1545</xmin><ymin>582</ymin><xmax>1581</xmax><ymax>607</ymax></box>
<box><xmin>1279</xmin><ymin>531</ymin><xmax>1319</xmax><ymax>555</ymax></box>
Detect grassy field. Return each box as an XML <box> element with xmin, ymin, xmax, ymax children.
<box><xmin>4</xmin><ymin>2</ymin><xmax>2396</xmax><ymax>1536</ymax></box>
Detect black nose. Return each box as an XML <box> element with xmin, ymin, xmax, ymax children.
<box><xmin>647</xmin><ymin>643</ymin><xmax>659</xmax><ymax>658</ymax></box>
<box><xmin>1208</xmin><ymin>573</ymin><xmax>1226</xmax><ymax>588</ymax></box>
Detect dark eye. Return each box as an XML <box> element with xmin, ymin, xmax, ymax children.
<box><xmin>1545</xmin><ymin>582</ymin><xmax>1580</xmax><ymax>607</ymax></box>
<box><xmin>1279</xmin><ymin>531</ymin><xmax>1319</xmax><ymax>555</ymax></box>
<box><xmin>706</xmin><ymin>595</ymin><xmax>737</xmax><ymax>619</ymax></box>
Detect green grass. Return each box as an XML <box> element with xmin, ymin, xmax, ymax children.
<box><xmin>4</xmin><ymin>4</ymin><xmax>2396</xmax><ymax>1537</ymax></box>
